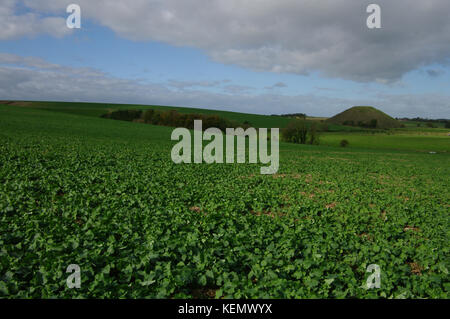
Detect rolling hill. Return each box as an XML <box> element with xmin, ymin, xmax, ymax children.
<box><xmin>326</xmin><ymin>106</ymin><xmax>402</xmax><ymax>129</ymax></box>
<box><xmin>0</xmin><ymin>100</ymin><xmax>291</xmax><ymax>129</ymax></box>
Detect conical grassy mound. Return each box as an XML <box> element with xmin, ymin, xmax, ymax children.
<box><xmin>326</xmin><ymin>106</ymin><xmax>401</xmax><ymax>129</ymax></box>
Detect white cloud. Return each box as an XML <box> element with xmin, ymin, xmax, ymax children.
<box><xmin>0</xmin><ymin>0</ymin><xmax>70</xmax><ymax>39</ymax></box>
<box><xmin>4</xmin><ymin>0</ymin><xmax>449</xmax><ymax>82</ymax></box>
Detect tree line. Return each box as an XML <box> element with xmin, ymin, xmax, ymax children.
<box><xmin>281</xmin><ymin>120</ymin><xmax>320</xmax><ymax>145</ymax></box>
<box><xmin>101</xmin><ymin>109</ymin><xmax>250</xmax><ymax>132</ymax></box>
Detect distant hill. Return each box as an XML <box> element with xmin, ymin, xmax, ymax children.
<box><xmin>0</xmin><ymin>100</ymin><xmax>291</xmax><ymax>128</ymax></box>
<box><xmin>326</xmin><ymin>106</ymin><xmax>402</xmax><ymax>129</ymax></box>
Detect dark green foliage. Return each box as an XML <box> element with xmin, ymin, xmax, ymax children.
<box><xmin>445</xmin><ymin>122</ymin><xmax>450</xmax><ymax>129</ymax></box>
<box><xmin>282</xmin><ymin>120</ymin><xmax>308</xmax><ymax>144</ymax></box>
<box><xmin>321</xmin><ymin>123</ymin><xmax>330</xmax><ymax>132</ymax></box>
<box><xmin>308</xmin><ymin>123</ymin><xmax>320</xmax><ymax>145</ymax></box>
<box><xmin>343</xmin><ymin>118</ymin><xmax>377</xmax><ymax>129</ymax></box>
<box><xmin>101</xmin><ymin>109</ymin><xmax>142</xmax><ymax>121</ymax></box>
<box><xmin>282</xmin><ymin>120</ymin><xmax>320</xmax><ymax>145</ymax></box>
<box><xmin>343</xmin><ymin>120</ymin><xmax>355</xmax><ymax>126</ymax></box>
<box><xmin>143</xmin><ymin>109</ymin><xmax>155</xmax><ymax>123</ymax></box>
<box><xmin>104</xmin><ymin>109</ymin><xmax>245</xmax><ymax>132</ymax></box>
<box><xmin>277</xmin><ymin>113</ymin><xmax>307</xmax><ymax>119</ymax></box>
<box><xmin>340</xmin><ymin>139</ymin><xmax>349</xmax><ymax>147</ymax></box>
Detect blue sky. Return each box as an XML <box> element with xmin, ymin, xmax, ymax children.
<box><xmin>1</xmin><ymin>0</ymin><xmax>449</xmax><ymax>118</ymax></box>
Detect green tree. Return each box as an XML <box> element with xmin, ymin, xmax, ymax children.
<box><xmin>282</xmin><ymin>120</ymin><xmax>308</xmax><ymax>144</ymax></box>
<box><xmin>308</xmin><ymin>123</ymin><xmax>320</xmax><ymax>145</ymax></box>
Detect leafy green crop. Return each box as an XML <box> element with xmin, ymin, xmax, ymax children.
<box><xmin>0</xmin><ymin>104</ymin><xmax>449</xmax><ymax>298</ymax></box>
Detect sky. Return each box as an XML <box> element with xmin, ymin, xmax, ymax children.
<box><xmin>0</xmin><ymin>0</ymin><xmax>449</xmax><ymax>118</ymax></box>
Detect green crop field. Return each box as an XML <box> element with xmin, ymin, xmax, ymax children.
<box><xmin>320</xmin><ymin>132</ymin><xmax>450</xmax><ymax>152</ymax></box>
<box><xmin>0</xmin><ymin>102</ymin><xmax>449</xmax><ymax>299</ymax></box>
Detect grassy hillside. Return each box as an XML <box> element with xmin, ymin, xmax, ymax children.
<box><xmin>327</xmin><ymin>106</ymin><xmax>402</xmax><ymax>129</ymax></box>
<box><xmin>0</xmin><ymin>100</ymin><xmax>292</xmax><ymax>129</ymax></box>
<box><xmin>1</xmin><ymin>101</ymin><xmax>448</xmax><ymax>153</ymax></box>
<box><xmin>320</xmin><ymin>132</ymin><xmax>449</xmax><ymax>152</ymax></box>
<box><xmin>0</xmin><ymin>100</ymin><xmax>367</xmax><ymax>132</ymax></box>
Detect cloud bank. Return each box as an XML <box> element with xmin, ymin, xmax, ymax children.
<box><xmin>0</xmin><ymin>0</ymin><xmax>70</xmax><ymax>39</ymax></box>
<box><xmin>1</xmin><ymin>0</ymin><xmax>448</xmax><ymax>83</ymax></box>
